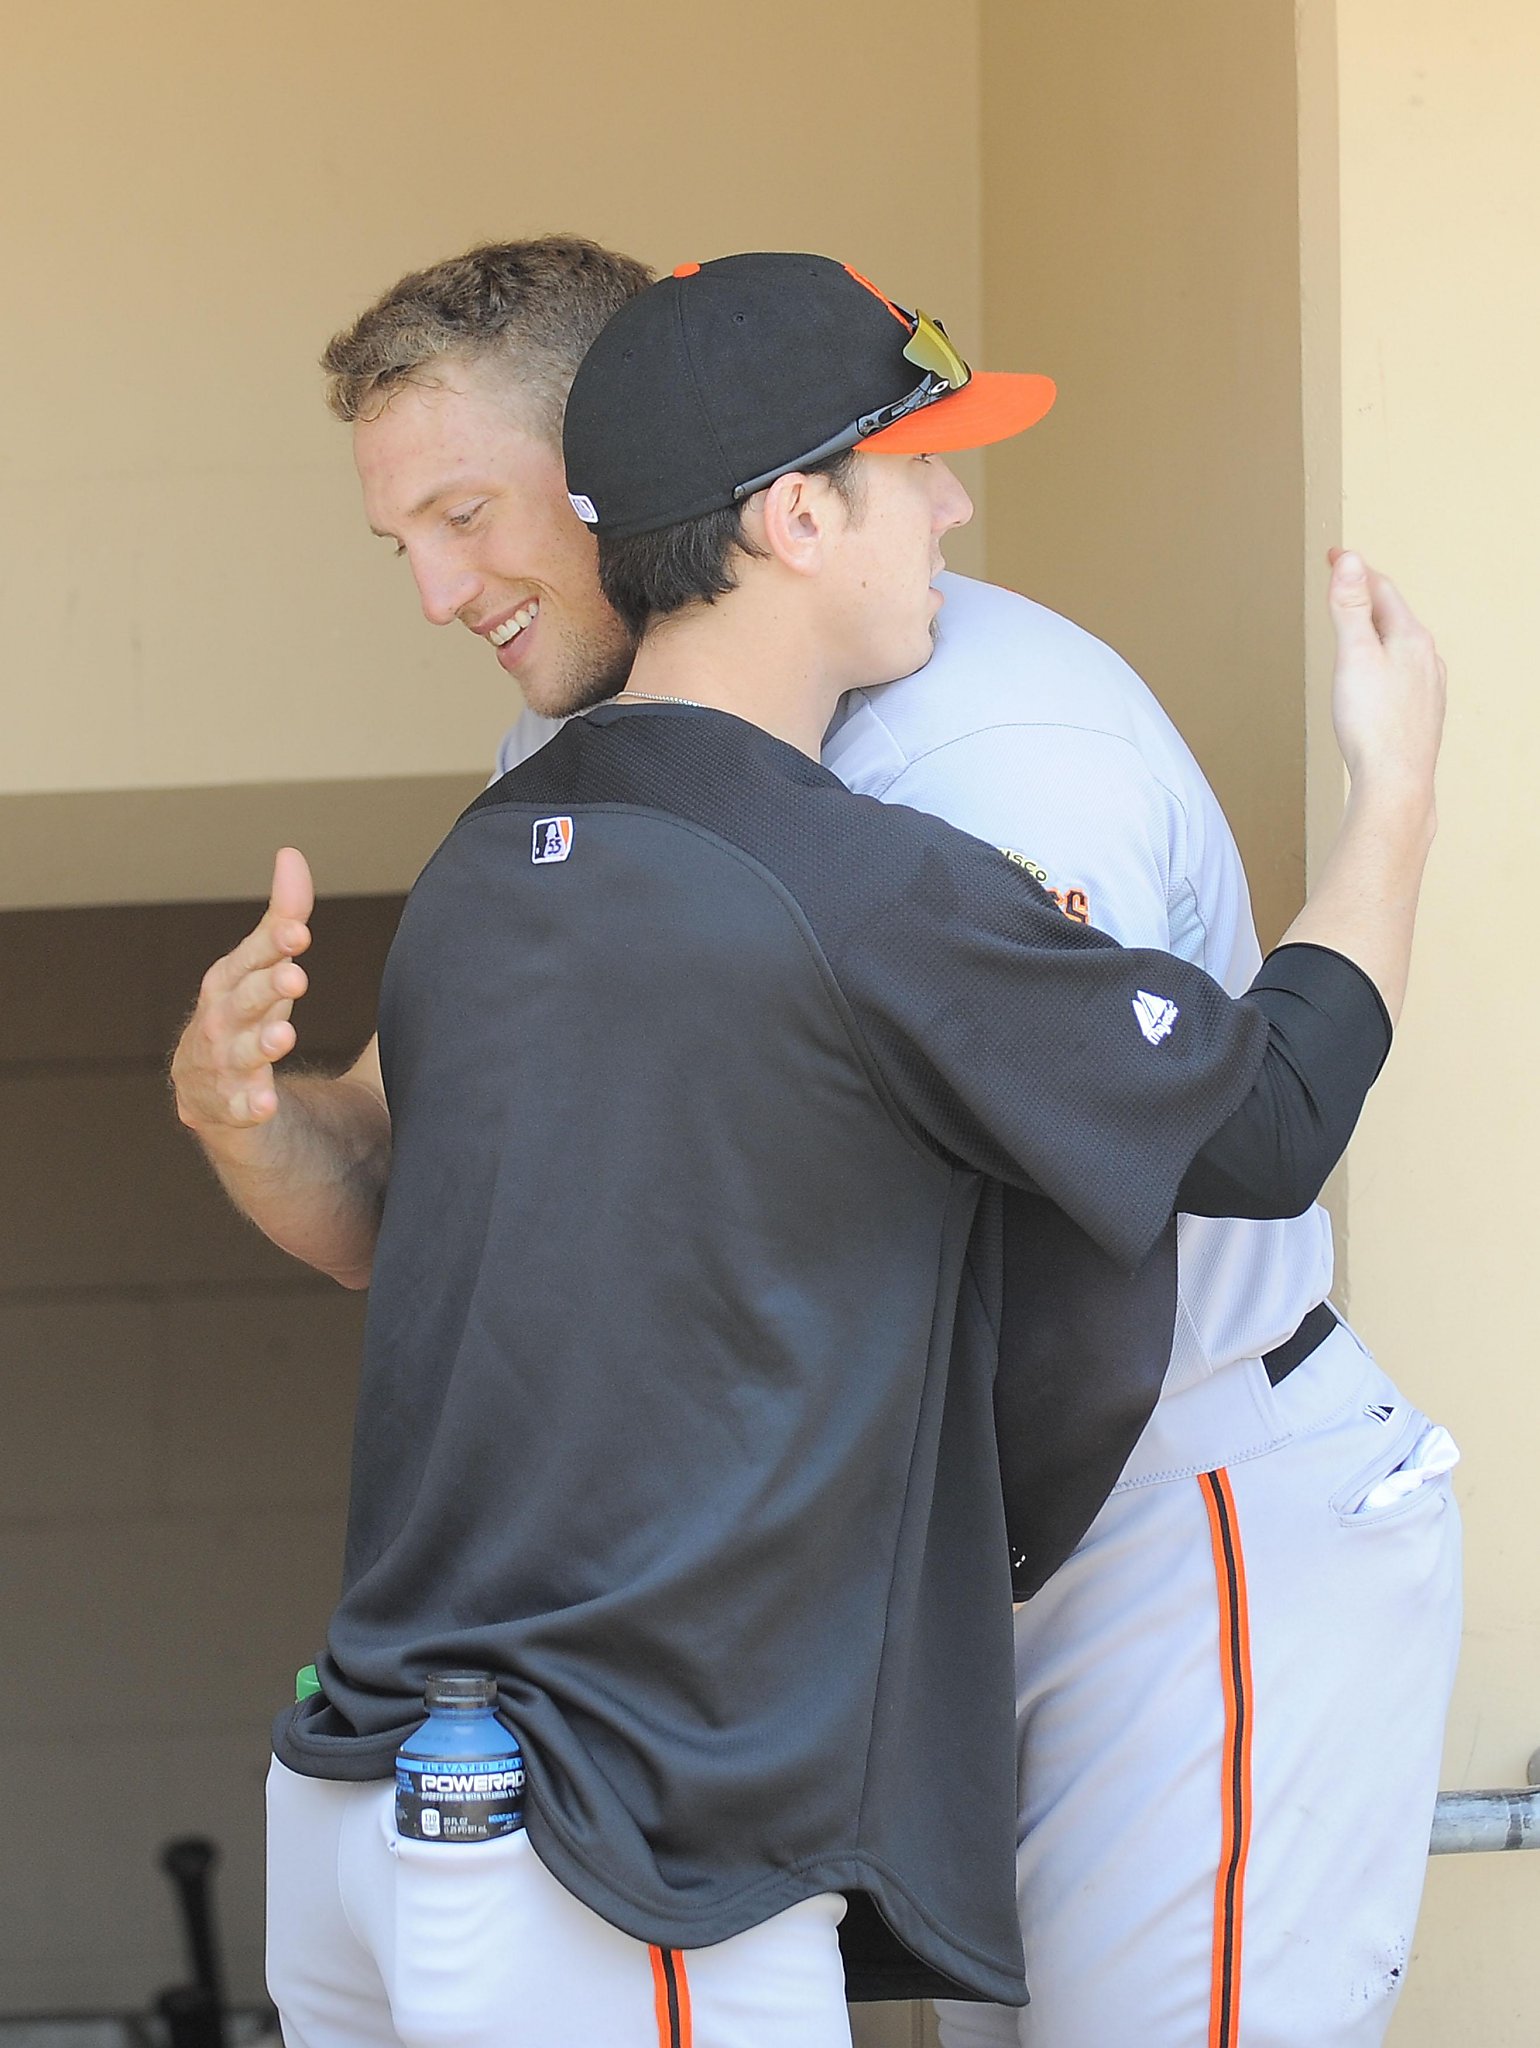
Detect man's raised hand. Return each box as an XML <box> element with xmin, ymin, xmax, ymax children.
<box><xmin>1325</xmin><ymin>549</ymin><xmax>1447</xmax><ymax>801</ymax></box>
<box><xmin>171</xmin><ymin>847</ymin><xmax>315</xmax><ymax>1135</ymax></box>
<box><xmin>1279</xmin><ymin>550</ymin><xmax>1447</xmax><ymax>1026</ymax></box>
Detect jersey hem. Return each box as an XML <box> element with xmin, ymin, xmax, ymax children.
<box><xmin>267</xmin><ymin>1726</ymin><xmax>1027</xmax><ymax>2009</ymax></box>
<box><xmin>524</xmin><ymin>1796</ymin><xmax>1029</xmax><ymax>2006</ymax></box>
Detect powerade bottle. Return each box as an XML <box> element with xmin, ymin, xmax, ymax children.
<box><xmin>394</xmin><ymin>1672</ymin><xmax>526</xmax><ymax>1843</ymax></box>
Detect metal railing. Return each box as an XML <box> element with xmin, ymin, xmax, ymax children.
<box><xmin>1429</xmin><ymin>1750</ymin><xmax>1540</xmax><ymax>1854</ymax></box>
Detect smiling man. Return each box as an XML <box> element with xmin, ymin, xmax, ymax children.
<box><xmin>172</xmin><ymin>238</ymin><xmax>1460</xmax><ymax>2048</ymax></box>
<box><xmin>346</xmin><ymin>267</ymin><xmax>636</xmax><ymax>713</ymax></box>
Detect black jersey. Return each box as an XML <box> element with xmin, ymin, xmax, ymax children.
<box><xmin>275</xmin><ymin>702</ymin><xmax>1273</xmax><ymax>2003</ymax></box>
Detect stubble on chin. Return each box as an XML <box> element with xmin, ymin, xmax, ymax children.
<box><xmin>528</xmin><ymin>638</ymin><xmax>636</xmax><ymax>720</ymax></box>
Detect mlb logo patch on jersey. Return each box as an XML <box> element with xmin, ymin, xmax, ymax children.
<box><xmin>532</xmin><ymin>816</ymin><xmax>574</xmax><ymax>864</ymax></box>
<box><xmin>1132</xmin><ymin>990</ymin><xmax>1179</xmax><ymax>1046</ymax></box>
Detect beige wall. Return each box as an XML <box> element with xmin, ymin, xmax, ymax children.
<box><xmin>1309</xmin><ymin>2</ymin><xmax>1540</xmax><ymax>2037</ymax></box>
<box><xmin>979</xmin><ymin>0</ymin><xmax>1310</xmax><ymax>950</ymax></box>
<box><xmin>1</xmin><ymin>0</ymin><xmax>985</xmax><ymax>911</ymax></box>
<box><xmin>0</xmin><ymin>894</ymin><xmax>394</xmax><ymax>2011</ymax></box>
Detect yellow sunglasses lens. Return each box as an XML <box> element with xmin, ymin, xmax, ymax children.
<box><xmin>903</xmin><ymin>311</ymin><xmax>971</xmax><ymax>392</ymax></box>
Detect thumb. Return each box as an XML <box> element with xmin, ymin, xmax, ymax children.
<box><xmin>1328</xmin><ymin>550</ymin><xmax>1380</xmax><ymax>648</ymax></box>
<box><xmin>269</xmin><ymin>846</ymin><xmax>316</xmax><ymax>946</ymax></box>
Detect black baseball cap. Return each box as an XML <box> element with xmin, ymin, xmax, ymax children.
<box><xmin>562</xmin><ymin>252</ymin><xmax>1056</xmax><ymax>540</ymax></box>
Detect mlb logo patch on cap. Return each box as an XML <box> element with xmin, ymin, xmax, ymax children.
<box><xmin>532</xmin><ymin>816</ymin><xmax>574</xmax><ymax>864</ymax></box>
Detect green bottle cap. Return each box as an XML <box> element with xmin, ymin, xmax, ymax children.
<box><xmin>295</xmin><ymin>1663</ymin><xmax>322</xmax><ymax>1702</ymax></box>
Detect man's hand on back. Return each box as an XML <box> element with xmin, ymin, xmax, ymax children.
<box><xmin>171</xmin><ymin>848</ymin><xmax>390</xmax><ymax>1289</ymax></box>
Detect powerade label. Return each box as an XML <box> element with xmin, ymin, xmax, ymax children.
<box><xmin>394</xmin><ymin>1748</ymin><xmax>526</xmax><ymax>1843</ymax></box>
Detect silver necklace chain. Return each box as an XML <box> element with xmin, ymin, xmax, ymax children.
<box><xmin>610</xmin><ymin>690</ymin><xmax>709</xmax><ymax>708</ymax></box>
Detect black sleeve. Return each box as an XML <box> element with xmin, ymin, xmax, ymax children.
<box><xmin>1177</xmin><ymin>942</ymin><xmax>1391</xmax><ymax>1217</ymax></box>
<box><xmin>832</xmin><ymin>821</ymin><xmax>1273</xmax><ymax>1271</ymax></box>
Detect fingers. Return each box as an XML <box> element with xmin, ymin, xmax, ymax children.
<box><xmin>1327</xmin><ymin>550</ymin><xmax>1379</xmax><ymax>644</ymax></box>
<box><xmin>224</xmin><ymin>1068</ymin><xmax>279</xmax><ymax>1129</ymax></box>
<box><xmin>201</xmin><ymin>850</ymin><xmax>314</xmax><ymax>999</ymax></box>
<box><xmin>1328</xmin><ymin>548</ymin><xmax>1431</xmax><ymax>643</ymax></box>
<box><xmin>1325</xmin><ymin>550</ymin><xmax>1446</xmax><ymax>791</ymax></box>
<box><xmin>171</xmin><ymin>850</ymin><xmax>317</xmax><ymax>1136</ymax></box>
<box><xmin>258</xmin><ymin>845</ymin><xmax>314</xmax><ymax>966</ymax></box>
<box><xmin>226</xmin><ymin>1010</ymin><xmax>300</xmax><ymax>1077</ymax></box>
<box><xmin>270</xmin><ymin>846</ymin><xmax>316</xmax><ymax>928</ymax></box>
<box><xmin>1366</xmin><ymin>569</ymin><xmax>1422</xmax><ymax>643</ymax></box>
<box><xmin>225</xmin><ymin>955</ymin><xmax>309</xmax><ymax>1025</ymax></box>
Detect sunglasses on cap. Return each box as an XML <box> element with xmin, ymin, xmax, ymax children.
<box><xmin>731</xmin><ymin>307</ymin><xmax>971</xmax><ymax>503</ymax></box>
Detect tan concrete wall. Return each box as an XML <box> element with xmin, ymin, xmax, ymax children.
<box><xmin>1311</xmin><ymin>3</ymin><xmax>1540</xmax><ymax>2037</ymax></box>
<box><xmin>1</xmin><ymin>0</ymin><xmax>986</xmax><ymax>912</ymax></box>
<box><xmin>979</xmin><ymin>0</ymin><xmax>1309</xmax><ymax>950</ymax></box>
<box><xmin>0</xmin><ymin>894</ymin><xmax>396</xmax><ymax>2012</ymax></box>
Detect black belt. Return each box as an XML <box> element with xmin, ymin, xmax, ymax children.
<box><xmin>1263</xmin><ymin>1299</ymin><xmax>1338</xmax><ymax>1386</ymax></box>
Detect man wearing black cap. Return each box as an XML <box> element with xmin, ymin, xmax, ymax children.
<box><xmin>262</xmin><ymin>251</ymin><xmax>1444</xmax><ymax>2048</ymax></box>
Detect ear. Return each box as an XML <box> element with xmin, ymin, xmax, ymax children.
<box><xmin>749</xmin><ymin>470</ymin><xmax>845</xmax><ymax>578</ymax></box>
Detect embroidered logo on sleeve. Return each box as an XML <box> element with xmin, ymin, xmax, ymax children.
<box><xmin>532</xmin><ymin>816</ymin><xmax>574</xmax><ymax>864</ymax></box>
<box><xmin>1132</xmin><ymin>990</ymin><xmax>1179</xmax><ymax>1045</ymax></box>
<box><xmin>999</xmin><ymin>847</ymin><xmax>1092</xmax><ymax>924</ymax></box>
<box><xmin>1055</xmin><ymin>887</ymin><xmax>1091</xmax><ymax>924</ymax></box>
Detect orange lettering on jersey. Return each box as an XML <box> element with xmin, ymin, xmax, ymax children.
<box><xmin>1002</xmin><ymin>848</ymin><xmax>1092</xmax><ymax>926</ymax></box>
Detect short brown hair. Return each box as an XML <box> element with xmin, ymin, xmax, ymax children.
<box><xmin>322</xmin><ymin>236</ymin><xmax>654</xmax><ymax>440</ymax></box>
<box><xmin>598</xmin><ymin>452</ymin><xmax>863</xmax><ymax>638</ymax></box>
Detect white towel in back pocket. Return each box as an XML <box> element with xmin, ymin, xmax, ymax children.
<box><xmin>1346</xmin><ymin>1422</ymin><xmax>1460</xmax><ymax>1516</ymax></box>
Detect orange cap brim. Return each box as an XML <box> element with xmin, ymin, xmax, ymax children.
<box><xmin>857</xmin><ymin>370</ymin><xmax>1057</xmax><ymax>454</ymax></box>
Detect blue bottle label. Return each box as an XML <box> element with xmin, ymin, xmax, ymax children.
<box><xmin>394</xmin><ymin>1747</ymin><xmax>526</xmax><ymax>1843</ymax></box>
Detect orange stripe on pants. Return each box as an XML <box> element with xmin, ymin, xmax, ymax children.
<box><xmin>649</xmin><ymin>1944</ymin><xmax>692</xmax><ymax>2048</ymax></box>
<box><xmin>1199</xmin><ymin>1468</ymin><xmax>1254</xmax><ymax>2048</ymax></box>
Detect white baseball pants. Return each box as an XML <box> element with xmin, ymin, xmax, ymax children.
<box><xmin>937</xmin><ymin>1321</ymin><xmax>1463</xmax><ymax>2048</ymax></box>
<box><xmin>266</xmin><ymin>1761</ymin><xmax>851</xmax><ymax>2048</ymax></box>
